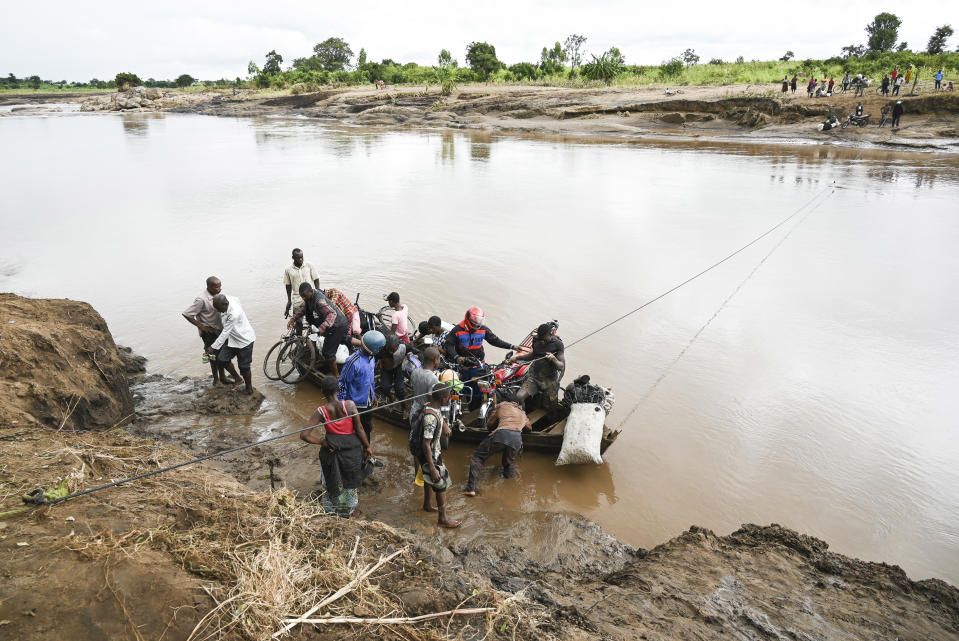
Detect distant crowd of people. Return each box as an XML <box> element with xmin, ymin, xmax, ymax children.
<box><xmin>781</xmin><ymin>67</ymin><xmax>951</xmax><ymax>100</ymax></box>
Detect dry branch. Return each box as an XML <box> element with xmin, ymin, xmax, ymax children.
<box><xmin>281</xmin><ymin>606</ymin><xmax>496</xmax><ymax>625</ymax></box>
<box><xmin>273</xmin><ymin>546</ymin><xmax>407</xmax><ymax>637</ymax></box>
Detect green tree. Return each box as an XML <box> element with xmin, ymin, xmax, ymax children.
<box><xmin>866</xmin><ymin>12</ymin><xmax>902</xmax><ymax>52</ymax></box>
<box><xmin>28</xmin><ymin>75</ymin><xmax>41</xmax><ymax>89</ymax></box>
<box><xmin>437</xmin><ymin>49</ymin><xmax>455</xmax><ymax>67</ymax></box>
<box><xmin>357</xmin><ymin>48</ymin><xmax>367</xmax><ymax>66</ymax></box>
<box><xmin>896</xmin><ymin>41</ymin><xmax>909</xmax><ymax>52</ymax></box>
<box><xmin>564</xmin><ymin>34</ymin><xmax>587</xmax><ymax>70</ymax></box>
<box><xmin>114</xmin><ymin>72</ymin><xmax>142</xmax><ymax>89</ymax></box>
<box><xmin>539</xmin><ymin>41</ymin><xmax>567</xmax><ymax>74</ymax></box>
<box><xmin>247</xmin><ymin>61</ymin><xmax>260</xmax><ymax>76</ymax></box>
<box><xmin>780</xmin><ymin>50</ymin><xmax>794</xmax><ymax>61</ymax></box>
<box><xmin>927</xmin><ymin>25</ymin><xmax>954</xmax><ymax>54</ymax></box>
<box><xmin>263</xmin><ymin>50</ymin><xmax>283</xmax><ymax>75</ymax></box>
<box><xmin>681</xmin><ymin>48</ymin><xmax>700</xmax><ymax>65</ymax></box>
<box><xmin>841</xmin><ymin>44</ymin><xmax>866</xmax><ymax>59</ymax></box>
<box><xmin>465</xmin><ymin>41</ymin><xmax>503</xmax><ymax>80</ymax></box>
<box><xmin>175</xmin><ymin>74</ymin><xmax>195</xmax><ymax>87</ymax></box>
<box><xmin>312</xmin><ymin>37</ymin><xmax>353</xmax><ymax>71</ymax></box>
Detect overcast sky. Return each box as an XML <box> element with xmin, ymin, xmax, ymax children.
<box><xmin>1</xmin><ymin>1</ymin><xmax>953</xmax><ymax>80</ymax></box>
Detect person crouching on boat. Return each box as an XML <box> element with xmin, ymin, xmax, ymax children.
<box><xmin>300</xmin><ymin>375</ymin><xmax>373</xmax><ymax>518</ymax></box>
<box><xmin>288</xmin><ymin>283</ymin><xmax>349</xmax><ymax>377</ymax></box>
<box><xmin>511</xmin><ymin>323</ymin><xmax>565</xmax><ymax>411</ymax></box>
<box><xmin>462</xmin><ymin>400</ymin><xmax>531</xmax><ymax>497</ymax></box>
<box><xmin>444</xmin><ymin>307</ymin><xmax>520</xmax><ymax>410</ymax></box>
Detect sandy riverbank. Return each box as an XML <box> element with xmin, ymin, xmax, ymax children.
<box><xmin>28</xmin><ymin>83</ymin><xmax>953</xmax><ymax>151</ymax></box>
<box><xmin>2</xmin><ymin>293</ymin><xmax>958</xmax><ymax>640</ymax></box>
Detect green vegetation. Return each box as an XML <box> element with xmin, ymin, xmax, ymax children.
<box><xmin>582</xmin><ymin>48</ymin><xmax>626</xmax><ymax>85</ymax></box>
<box><xmin>114</xmin><ymin>72</ymin><xmax>142</xmax><ymax>89</ymax></box>
<box><xmin>866</xmin><ymin>12</ymin><xmax>902</xmax><ymax>52</ymax></box>
<box><xmin>466</xmin><ymin>41</ymin><xmax>504</xmax><ymax>80</ymax></box>
<box><xmin>3</xmin><ymin>15</ymin><xmax>957</xmax><ymax>96</ymax></box>
<box><xmin>927</xmin><ymin>25</ymin><xmax>954</xmax><ymax>54</ymax></box>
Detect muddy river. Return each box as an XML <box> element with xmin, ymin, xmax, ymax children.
<box><xmin>2</xmin><ymin>110</ymin><xmax>958</xmax><ymax>585</ymax></box>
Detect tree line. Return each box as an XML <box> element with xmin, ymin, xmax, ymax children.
<box><xmin>2</xmin><ymin>14</ymin><xmax>954</xmax><ymax>92</ymax></box>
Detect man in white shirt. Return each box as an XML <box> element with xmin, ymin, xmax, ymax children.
<box><xmin>206</xmin><ymin>294</ymin><xmax>257</xmax><ymax>395</ymax></box>
<box><xmin>283</xmin><ymin>248</ymin><xmax>320</xmax><ymax>321</ymax></box>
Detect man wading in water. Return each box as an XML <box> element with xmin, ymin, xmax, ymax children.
<box><xmin>182</xmin><ymin>276</ymin><xmax>239</xmax><ymax>386</ymax></box>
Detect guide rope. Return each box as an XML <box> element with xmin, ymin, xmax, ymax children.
<box><xmin>614</xmin><ymin>186</ymin><xmax>833</xmax><ymax>429</ymax></box>
<box><xmin>27</xmin><ymin>184</ymin><xmax>833</xmax><ymax>507</ymax></box>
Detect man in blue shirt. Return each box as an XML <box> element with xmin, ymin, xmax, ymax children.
<box><xmin>338</xmin><ymin>330</ymin><xmax>385</xmax><ymax>441</ymax></box>
<box><xmin>936</xmin><ymin>69</ymin><xmax>945</xmax><ymax>92</ymax></box>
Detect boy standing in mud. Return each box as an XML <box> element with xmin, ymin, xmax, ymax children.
<box><xmin>182</xmin><ymin>276</ymin><xmax>239</xmax><ymax>386</ymax></box>
<box><xmin>413</xmin><ymin>383</ymin><xmax>459</xmax><ymax>528</ymax></box>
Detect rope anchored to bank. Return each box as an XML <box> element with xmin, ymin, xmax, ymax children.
<box><xmin>21</xmin><ymin>184</ymin><xmax>833</xmax><ymax>508</ymax></box>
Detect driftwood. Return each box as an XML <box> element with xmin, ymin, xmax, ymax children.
<box><xmin>281</xmin><ymin>607</ymin><xmax>496</xmax><ymax>625</ymax></box>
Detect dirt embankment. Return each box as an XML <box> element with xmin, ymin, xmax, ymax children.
<box><xmin>165</xmin><ymin>84</ymin><xmax>959</xmax><ymax>150</ymax></box>
<box><xmin>2</xmin><ymin>294</ymin><xmax>958</xmax><ymax>641</ymax></box>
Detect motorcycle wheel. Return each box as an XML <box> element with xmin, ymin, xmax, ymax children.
<box><xmin>840</xmin><ymin>120</ymin><xmax>849</xmax><ymax>129</ymax></box>
<box><xmin>859</xmin><ymin>119</ymin><xmax>868</xmax><ymax>128</ymax></box>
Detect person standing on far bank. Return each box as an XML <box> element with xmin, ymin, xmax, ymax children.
<box><xmin>208</xmin><ymin>293</ymin><xmax>256</xmax><ymax>395</ymax></box>
<box><xmin>182</xmin><ymin>276</ymin><xmax>239</xmax><ymax>386</ymax></box>
<box><xmin>283</xmin><ymin>248</ymin><xmax>319</xmax><ymax>322</ymax></box>
<box><xmin>891</xmin><ymin>100</ymin><xmax>904</xmax><ymax>128</ymax></box>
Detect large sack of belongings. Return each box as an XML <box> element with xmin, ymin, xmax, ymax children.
<box><xmin>556</xmin><ymin>375</ymin><xmax>614</xmax><ymax>465</ymax></box>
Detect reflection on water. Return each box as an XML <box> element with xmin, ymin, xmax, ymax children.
<box><xmin>2</xmin><ymin>112</ymin><xmax>959</xmax><ymax>585</ymax></box>
<box><xmin>120</xmin><ymin>112</ymin><xmax>164</xmax><ymax>136</ymax></box>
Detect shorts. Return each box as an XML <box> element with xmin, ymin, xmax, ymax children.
<box><xmin>200</xmin><ymin>330</ymin><xmax>220</xmax><ymax>351</ymax></box>
<box><xmin>521</xmin><ymin>376</ymin><xmax>560</xmax><ymax>407</ymax></box>
<box><xmin>218</xmin><ymin>342</ymin><xmax>254</xmax><ymax>371</ymax></box>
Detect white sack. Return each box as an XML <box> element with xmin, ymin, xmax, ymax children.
<box><xmin>555</xmin><ymin>402</ymin><xmax>605</xmax><ymax>465</ymax></box>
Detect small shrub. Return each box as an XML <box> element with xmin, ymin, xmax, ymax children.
<box><xmin>659</xmin><ymin>58</ymin><xmax>684</xmax><ymax>78</ymax></box>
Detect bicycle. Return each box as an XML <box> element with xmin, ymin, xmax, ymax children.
<box><xmin>262</xmin><ymin>328</ymin><xmax>316</xmax><ymax>383</ymax></box>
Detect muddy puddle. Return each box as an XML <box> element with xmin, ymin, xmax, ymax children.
<box><xmin>2</xmin><ymin>111</ymin><xmax>959</xmax><ymax>585</ymax></box>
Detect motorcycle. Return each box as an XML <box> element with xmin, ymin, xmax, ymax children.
<box><xmin>841</xmin><ymin>113</ymin><xmax>871</xmax><ymax>129</ymax></box>
<box><xmin>476</xmin><ymin>319</ymin><xmax>561</xmax><ymax>429</ymax></box>
<box><xmin>818</xmin><ymin>114</ymin><xmax>841</xmax><ymax>131</ymax></box>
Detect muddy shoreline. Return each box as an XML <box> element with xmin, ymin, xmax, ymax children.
<box><xmin>3</xmin><ymin>293</ymin><xmax>959</xmax><ymax>639</ymax></box>
<box><xmin>6</xmin><ymin>84</ymin><xmax>959</xmax><ymax>151</ymax></box>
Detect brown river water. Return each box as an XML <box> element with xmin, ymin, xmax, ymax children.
<box><xmin>2</xmin><ymin>111</ymin><xmax>958</xmax><ymax>585</ymax></box>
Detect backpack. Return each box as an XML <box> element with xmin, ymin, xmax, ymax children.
<box><xmin>408</xmin><ymin>406</ymin><xmax>440</xmax><ymax>459</ymax></box>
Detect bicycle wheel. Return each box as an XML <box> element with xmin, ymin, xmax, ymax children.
<box><xmin>277</xmin><ymin>336</ymin><xmax>316</xmax><ymax>383</ymax></box>
<box><xmin>261</xmin><ymin>339</ymin><xmax>287</xmax><ymax>381</ymax></box>
<box><xmin>376</xmin><ymin>305</ymin><xmax>416</xmax><ymax>335</ymax></box>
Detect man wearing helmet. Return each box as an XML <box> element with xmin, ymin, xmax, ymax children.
<box><xmin>443</xmin><ymin>307</ymin><xmax>519</xmax><ymax>409</ymax></box>
<box><xmin>338</xmin><ymin>330</ymin><xmax>386</xmax><ymax>442</ymax></box>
